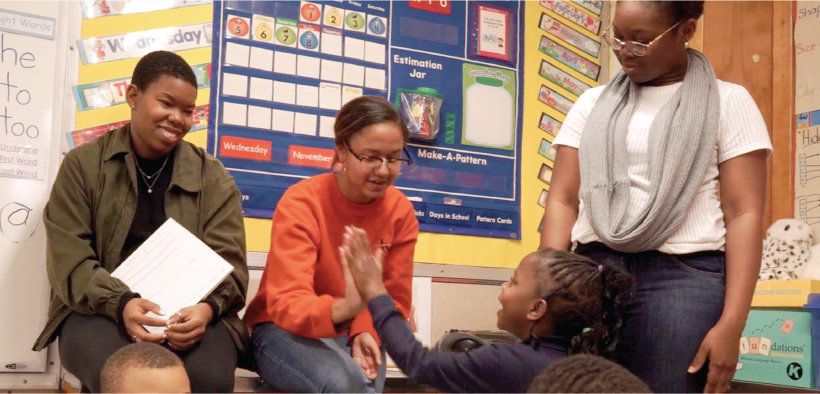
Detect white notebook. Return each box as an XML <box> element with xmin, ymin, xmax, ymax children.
<box><xmin>111</xmin><ymin>218</ymin><xmax>234</xmax><ymax>334</ymax></box>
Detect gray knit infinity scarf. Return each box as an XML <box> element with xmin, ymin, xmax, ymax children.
<box><xmin>578</xmin><ymin>49</ymin><xmax>719</xmax><ymax>253</ymax></box>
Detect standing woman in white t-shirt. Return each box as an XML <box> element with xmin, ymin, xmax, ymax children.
<box><xmin>541</xmin><ymin>2</ymin><xmax>771</xmax><ymax>393</ymax></box>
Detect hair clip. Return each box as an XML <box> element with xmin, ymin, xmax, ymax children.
<box><xmin>597</xmin><ymin>264</ymin><xmax>604</xmax><ymax>273</ymax></box>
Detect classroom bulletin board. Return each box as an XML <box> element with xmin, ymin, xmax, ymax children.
<box><xmin>795</xmin><ymin>1</ymin><xmax>820</xmax><ymax>235</ymax></box>
<box><xmin>68</xmin><ymin>0</ymin><xmax>608</xmax><ymax>269</ymax></box>
<box><xmin>207</xmin><ymin>0</ymin><xmax>525</xmax><ymax>241</ymax></box>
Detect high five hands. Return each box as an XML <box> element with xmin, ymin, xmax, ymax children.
<box><xmin>339</xmin><ymin>226</ymin><xmax>388</xmax><ymax>381</ymax></box>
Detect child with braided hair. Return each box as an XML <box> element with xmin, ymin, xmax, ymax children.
<box><xmin>341</xmin><ymin>226</ymin><xmax>632</xmax><ymax>393</ymax></box>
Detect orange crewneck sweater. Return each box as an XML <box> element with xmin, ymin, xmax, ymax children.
<box><xmin>243</xmin><ymin>173</ymin><xmax>418</xmax><ymax>344</ymax></box>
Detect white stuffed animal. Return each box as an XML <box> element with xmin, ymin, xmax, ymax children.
<box><xmin>803</xmin><ymin>244</ymin><xmax>820</xmax><ymax>281</ymax></box>
<box><xmin>759</xmin><ymin>219</ymin><xmax>813</xmax><ymax>281</ymax></box>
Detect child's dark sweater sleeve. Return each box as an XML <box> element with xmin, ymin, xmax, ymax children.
<box><xmin>368</xmin><ymin>295</ymin><xmax>522</xmax><ymax>393</ymax></box>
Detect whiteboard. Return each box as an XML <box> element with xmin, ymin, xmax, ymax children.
<box><xmin>0</xmin><ymin>1</ymin><xmax>74</xmax><ymax>374</ymax></box>
<box><xmin>795</xmin><ymin>1</ymin><xmax>820</xmax><ymax>235</ymax></box>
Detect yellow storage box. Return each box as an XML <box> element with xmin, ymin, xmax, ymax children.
<box><xmin>753</xmin><ymin>280</ymin><xmax>820</xmax><ymax>308</ymax></box>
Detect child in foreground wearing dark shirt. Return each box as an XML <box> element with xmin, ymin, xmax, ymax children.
<box><xmin>340</xmin><ymin>226</ymin><xmax>632</xmax><ymax>393</ymax></box>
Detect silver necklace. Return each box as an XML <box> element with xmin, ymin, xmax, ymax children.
<box><xmin>133</xmin><ymin>154</ymin><xmax>169</xmax><ymax>194</ymax></box>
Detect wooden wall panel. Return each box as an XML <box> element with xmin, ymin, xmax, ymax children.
<box><xmin>703</xmin><ymin>1</ymin><xmax>780</xmax><ymax>231</ymax></box>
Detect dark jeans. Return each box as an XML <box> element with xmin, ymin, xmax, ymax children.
<box><xmin>576</xmin><ymin>242</ymin><xmax>726</xmax><ymax>393</ymax></box>
<box><xmin>253</xmin><ymin>321</ymin><xmax>387</xmax><ymax>393</ymax></box>
<box><xmin>59</xmin><ymin>312</ymin><xmax>237</xmax><ymax>393</ymax></box>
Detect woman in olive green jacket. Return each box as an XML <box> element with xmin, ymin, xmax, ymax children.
<box><xmin>32</xmin><ymin>51</ymin><xmax>249</xmax><ymax>393</ymax></box>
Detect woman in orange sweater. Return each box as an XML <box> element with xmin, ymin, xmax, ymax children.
<box><xmin>243</xmin><ymin>96</ymin><xmax>419</xmax><ymax>393</ymax></box>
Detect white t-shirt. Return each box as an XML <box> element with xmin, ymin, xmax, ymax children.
<box><xmin>552</xmin><ymin>80</ymin><xmax>773</xmax><ymax>254</ymax></box>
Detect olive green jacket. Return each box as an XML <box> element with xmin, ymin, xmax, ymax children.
<box><xmin>33</xmin><ymin>125</ymin><xmax>251</xmax><ymax>365</ymax></box>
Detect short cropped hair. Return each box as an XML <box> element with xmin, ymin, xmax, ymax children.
<box><xmin>528</xmin><ymin>354</ymin><xmax>652</xmax><ymax>393</ymax></box>
<box><xmin>100</xmin><ymin>343</ymin><xmax>184</xmax><ymax>393</ymax></box>
<box><xmin>131</xmin><ymin>51</ymin><xmax>197</xmax><ymax>91</ymax></box>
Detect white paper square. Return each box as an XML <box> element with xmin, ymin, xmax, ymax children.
<box><xmin>274</xmin><ymin>51</ymin><xmax>297</xmax><ymax>75</ymax></box>
<box><xmin>297</xmin><ymin>55</ymin><xmax>321</xmax><ymax>79</ymax></box>
<box><xmin>323</xmin><ymin>5</ymin><xmax>344</xmax><ymax>28</ymax></box>
<box><xmin>249</xmin><ymin>47</ymin><xmax>274</xmax><ymax>72</ymax></box>
<box><xmin>341</xmin><ymin>86</ymin><xmax>363</xmax><ymax>106</ymax></box>
<box><xmin>366</xmin><ymin>14</ymin><xmax>387</xmax><ymax>37</ymax></box>
<box><xmin>272</xmin><ymin>109</ymin><xmax>295</xmax><ymax>133</ymax></box>
<box><xmin>319</xmin><ymin>82</ymin><xmax>342</xmax><ymax>110</ymax></box>
<box><xmin>297</xmin><ymin>26</ymin><xmax>321</xmax><ymax>52</ymax></box>
<box><xmin>273</xmin><ymin>81</ymin><xmax>296</xmax><ymax>105</ymax></box>
<box><xmin>247</xmin><ymin>106</ymin><xmax>272</xmax><ymax>130</ymax></box>
<box><xmin>321</xmin><ymin>59</ymin><xmax>344</xmax><ymax>83</ymax></box>
<box><xmin>739</xmin><ymin>337</ymin><xmax>749</xmax><ymax>355</ymax></box>
<box><xmin>296</xmin><ymin>85</ymin><xmax>319</xmax><ymax>108</ymax></box>
<box><xmin>364</xmin><ymin>41</ymin><xmax>385</xmax><ymax>64</ymax></box>
<box><xmin>343</xmin><ymin>63</ymin><xmax>365</xmax><ymax>87</ymax></box>
<box><xmin>343</xmin><ymin>10</ymin><xmax>366</xmax><ymax>32</ymax></box>
<box><xmin>252</xmin><ymin>15</ymin><xmax>275</xmax><ymax>43</ymax></box>
<box><xmin>274</xmin><ymin>22</ymin><xmax>298</xmax><ymax>48</ymax></box>
<box><xmin>319</xmin><ymin>116</ymin><xmax>336</xmax><ymax>138</ymax></box>
<box><xmin>222</xmin><ymin>102</ymin><xmax>247</xmax><ymax>126</ymax></box>
<box><xmin>222</xmin><ymin>73</ymin><xmax>248</xmax><ymax>97</ymax></box>
<box><xmin>294</xmin><ymin>113</ymin><xmax>318</xmax><ymax>136</ymax></box>
<box><xmin>225</xmin><ymin>15</ymin><xmax>251</xmax><ymax>39</ymax></box>
<box><xmin>299</xmin><ymin>1</ymin><xmax>323</xmax><ymax>24</ymax></box>
<box><xmin>759</xmin><ymin>337</ymin><xmax>772</xmax><ymax>357</ymax></box>
<box><xmin>364</xmin><ymin>67</ymin><xmax>386</xmax><ymax>90</ymax></box>
<box><xmin>249</xmin><ymin>78</ymin><xmax>274</xmax><ymax>102</ymax></box>
<box><xmin>344</xmin><ymin>37</ymin><xmax>365</xmax><ymax>60</ymax></box>
<box><xmin>321</xmin><ymin>29</ymin><xmax>343</xmax><ymax>56</ymax></box>
<box><xmin>225</xmin><ymin>42</ymin><xmax>250</xmax><ymax>67</ymax></box>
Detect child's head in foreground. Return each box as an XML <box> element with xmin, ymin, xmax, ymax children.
<box><xmin>497</xmin><ymin>248</ymin><xmax>631</xmax><ymax>358</ymax></box>
<box><xmin>100</xmin><ymin>342</ymin><xmax>190</xmax><ymax>393</ymax></box>
<box><xmin>527</xmin><ymin>354</ymin><xmax>652</xmax><ymax>393</ymax></box>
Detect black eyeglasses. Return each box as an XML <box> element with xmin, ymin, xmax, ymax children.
<box><xmin>344</xmin><ymin>142</ymin><xmax>413</xmax><ymax>173</ymax></box>
<box><xmin>601</xmin><ymin>20</ymin><xmax>683</xmax><ymax>57</ymax></box>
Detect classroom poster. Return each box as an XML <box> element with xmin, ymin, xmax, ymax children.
<box><xmin>79</xmin><ymin>0</ymin><xmax>213</xmax><ymax>19</ymax></box>
<box><xmin>796</xmin><ymin>1</ymin><xmax>820</xmax><ymax>115</ymax></box>
<box><xmin>795</xmin><ymin>1</ymin><xmax>820</xmax><ymax>235</ymax></box>
<box><xmin>208</xmin><ymin>0</ymin><xmax>524</xmax><ymax>239</ymax></box>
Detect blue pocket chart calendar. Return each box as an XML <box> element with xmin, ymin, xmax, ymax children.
<box><xmin>208</xmin><ymin>0</ymin><xmax>524</xmax><ymax>239</ymax></box>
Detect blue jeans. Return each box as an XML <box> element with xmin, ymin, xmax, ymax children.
<box><xmin>576</xmin><ymin>242</ymin><xmax>726</xmax><ymax>393</ymax></box>
<box><xmin>253</xmin><ymin>322</ymin><xmax>387</xmax><ymax>393</ymax></box>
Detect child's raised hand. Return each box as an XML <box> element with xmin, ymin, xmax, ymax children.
<box><xmin>342</xmin><ymin>226</ymin><xmax>387</xmax><ymax>301</ymax></box>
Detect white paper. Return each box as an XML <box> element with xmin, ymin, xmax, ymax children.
<box><xmin>297</xmin><ymin>55</ymin><xmax>322</xmax><ymax>79</ymax></box>
<box><xmin>319</xmin><ymin>82</ymin><xmax>342</xmax><ymax>110</ymax></box>
<box><xmin>222</xmin><ymin>102</ymin><xmax>247</xmax><ymax>126</ymax></box>
<box><xmin>299</xmin><ymin>1</ymin><xmax>323</xmax><ymax>24</ymax></box>
<box><xmin>319</xmin><ymin>116</ymin><xmax>336</xmax><ymax>138</ymax></box>
<box><xmin>249</xmin><ymin>47</ymin><xmax>274</xmax><ymax>72</ymax></box>
<box><xmin>297</xmin><ymin>85</ymin><xmax>320</xmax><ymax>108</ymax></box>
<box><xmin>274</xmin><ymin>51</ymin><xmax>297</xmax><ymax>75</ymax></box>
<box><xmin>364</xmin><ymin>41</ymin><xmax>386</xmax><ymax>64</ymax></box>
<box><xmin>796</xmin><ymin>1</ymin><xmax>820</xmax><ymax>114</ymax></box>
<box><xmin>249</xmin><ymin>77</ymin><xmax>274</xmax><ymax>102</ymax></box>
<box><xmin>273</xmin><ymin>81</ymin><xmax>297</xmax><ymax>104</ymax></box>
<box><xmin>323</xmin><ymin>5</ymin><xmax>344</xmax><ymax>28</ymax></box>
<box><xmin>342</xmin><ymin>86</ymin><xmax>363</xmax><ymax>106</ymax></box>
<box><xmin>344</xmin><ymin>10</ymin><xmax>366</xmax><ymax>32</ymax></box>
<box><xmin>343</xmin><ymin>63</ymin><xmax>365</xmax><ymax>87</ymax></box>
<box><xmin>224</xmin><ymin>42</ymin><xmax>250</xmax><ymax>67</ymax></box>
<box><xmin>321</xmin><ymin>29</ymin><xmax>343</xmax><ymax>56</ymax></box>
<box><xmin>365</xmin><ymin>67</ymin><xmax>386</xmax><ymax>91</ymax></box>
<box><xmin>344</xmin><ymin>37</ymin><xmax>365</xmax><ymax>60</ymax></box>
<box><xmin>294</xmin><ymin>113</ymin><xmax>318</xmax><ymax>136</ymax></box>
<box><xmin>111</xmin><ymin>219</ymin><xmax>234</xmax><ymax>334</ymax></box>
<box><xmin>272</xmin><ymin>109</ymin><xmax>295</xmax><ymax>133</ymax></box>
<box><xmin>297</xmin><ymin>26</ymin><xmax>321</xmax><ymax>52</ymax></box>
<box><xmin>367</xmin><ymin>14</ymin><xmax>388</xmax><ymax>37</ymax></box>
<box><xmin>321</xmin><ymin>59</ymin><xmax>344</xmax><ymax>83</ymax></box>
<box><xmin>222</xmin><ymin>73</ymin><xmax>248</xmax><ymax>97</ymax></box>
<box><xmin>247</xmin><ymin>106</ymin><xmax>272</xmax><ymax>130</ymax></box>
